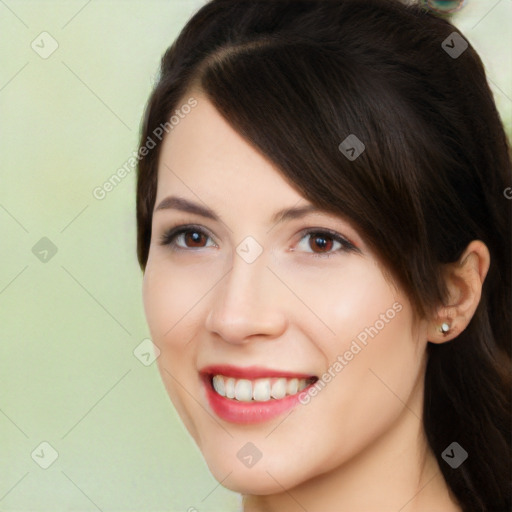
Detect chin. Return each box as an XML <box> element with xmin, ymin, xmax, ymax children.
<box><xmin>208</xmin><ymin>464</ymin><xmax>292</xmax><ymax>495</ymax></box>
<box><xmin>198</xmin><ymin>438</ymin><xmax>318</xmax><ymax>495</ymax></box>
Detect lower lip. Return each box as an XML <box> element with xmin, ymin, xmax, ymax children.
<box><xmin>202</xmin><ymin>375</ymin><xmax>314</xmax><ymax>424</ymax></box>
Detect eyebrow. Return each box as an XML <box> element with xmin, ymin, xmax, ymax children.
<box><xmin>154</xmin><ymin>196</ymin><xmax>322</xmax><ymax>225</ymax></box>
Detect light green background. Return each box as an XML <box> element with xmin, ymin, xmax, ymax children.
<box><xmin>0</xmin><ymin>1</ymin><xmax>510</xmax><ymax>511</ymax></box>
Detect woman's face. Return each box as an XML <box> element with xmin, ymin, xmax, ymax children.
<box><xmin>143</xmin><ymin>93</ymin><xmax>429</xmax><ymax>494</ymax></box>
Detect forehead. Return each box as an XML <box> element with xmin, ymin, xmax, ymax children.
<box><xmin>155</xmin><ymin>93</ymin><xmax>304</xmax><ymax>208</ymax></box>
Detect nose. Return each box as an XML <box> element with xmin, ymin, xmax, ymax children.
<box><xmin>205</xmin><ymin>253</ymin><xmax>288</xmax><ymax>345</ymax></box>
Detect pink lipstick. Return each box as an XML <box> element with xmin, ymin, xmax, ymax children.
<box><xmin>200</xmin><ymin>365</ymin><xmax>317</xmax><ymax>424</ymax></box>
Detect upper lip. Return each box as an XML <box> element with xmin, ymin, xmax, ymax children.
<box><xmin>199</xmin><ymin>364</ymin><xmax>317</xmax><ymax>380</ymax></box>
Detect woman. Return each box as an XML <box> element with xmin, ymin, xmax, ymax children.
<box><xmin>136</xmin><ymin>0</ymin><xmax>511</xmax><ymax>510</ymax></box>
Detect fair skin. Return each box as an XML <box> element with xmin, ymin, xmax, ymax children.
<box><xmin>142</xmin><ymin>92</ymin><xmax>489</xmax><ymax>512</ymax></box>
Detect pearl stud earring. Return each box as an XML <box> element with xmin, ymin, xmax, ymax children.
<box><xmin>440</xmin><ymin>322</ymin><xmax>450</xmax><ymax>334</ymax></box>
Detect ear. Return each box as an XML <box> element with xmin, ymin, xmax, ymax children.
<box><xmin>427</xmin><ymin>240</ymin><xmax>490</xmax><ymax>344</ymax></box>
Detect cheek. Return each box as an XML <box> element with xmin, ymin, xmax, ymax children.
<box><xmin>142</xmin><ymin>256</ymin><xmax>208</xmax><ymax>341</ymax></box>
<box><xmin>317</xmin><ymin>264</ymin><xmax>420</xmax><ymax>398</ymax></box>
<box><xmin>142</xmin><ymin>259</ymin><xmax>198</xmax><ymax>389</ymax></box>
<box><xmin>142</xmin><ymin>258</ymin><xmax>208</xmax><ymax>440</ymax></box>
<box><xmin>280</xmin><ymin>257</ymin><xmax>403</xmax><ymax>350</ymax></box>
<box><xmin>287</xmin><ymin>263</ymin><xmax>423</xmax><ymax>454</ymax></box>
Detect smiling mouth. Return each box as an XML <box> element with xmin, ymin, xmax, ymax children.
<box><xmin>210</xmin><ymin>375</ymin><xmax>317</xmax><ymax>402</ymax></box>
<box><xmin>200</xmin><ymin>366</ymin><xmax>319</xmax><ymax>423</ymax></box>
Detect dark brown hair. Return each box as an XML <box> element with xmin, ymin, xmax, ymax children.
<box><xmin>136</xmin><ymin>1</ymin><xmax>511</xmax><ymax>509</ymax></box>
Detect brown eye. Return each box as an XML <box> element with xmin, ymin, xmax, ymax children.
<box><xmin>160</xmin><ymin>225</ymin><xmax>216</xmax><ymax>250</ymax></box>
<box><xmin>309</xmin><ymin>233</ymin><xmax>334</xmax><ymax>253</ymax></box>
<box><xmin>295</xmin><ymin>228</ymin><xmax>356</xmax><ymax>258</ymax></box>
<box><xmin>184</xmin><ymin>230</ymin><xmax>208</xmax><ymax>247</ymax></box>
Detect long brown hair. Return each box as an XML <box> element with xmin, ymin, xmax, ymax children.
<box><xmin>136</xmin><ymin>1</ymin><xmax>511</xmax><ymax>510</ymax></box>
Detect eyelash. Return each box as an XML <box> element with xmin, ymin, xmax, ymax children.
<box><xmin>159</xmin><ymin>224</ymin><xmax>357</xmax><ymax>258</ymax></box>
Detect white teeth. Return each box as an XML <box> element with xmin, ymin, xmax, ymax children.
<box><xmin>286</xmin><ymin>378</ymin><xmax>299</xmax><ymax>395</ymax></box>
<box><xmin>225</xmin><ymin>377</ymin><xmax>236</xmax><ymax>399</ymax></box>
<box><xmin>271</xmin><ymin>378</ymin><xmax>287</xmax><ymax>399</ymax></box>
<box><xmin>253</xmin><ymin>379</ymin><xmax>271</xmax><ymax>401</ymax></box>
<box><xmin>212</xmin><ymin>375</ymin><xmax>226</xmax><ymax>397</ymax></box>
<box><xmin>235</xmin><ymin>379</ymin><xmax>253</xmax><ymax>401</ymax></box>
<box><xmin>211</xmin><ymin>375</ymin><xmax>314</xmax><ymax>401</ymax></box>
